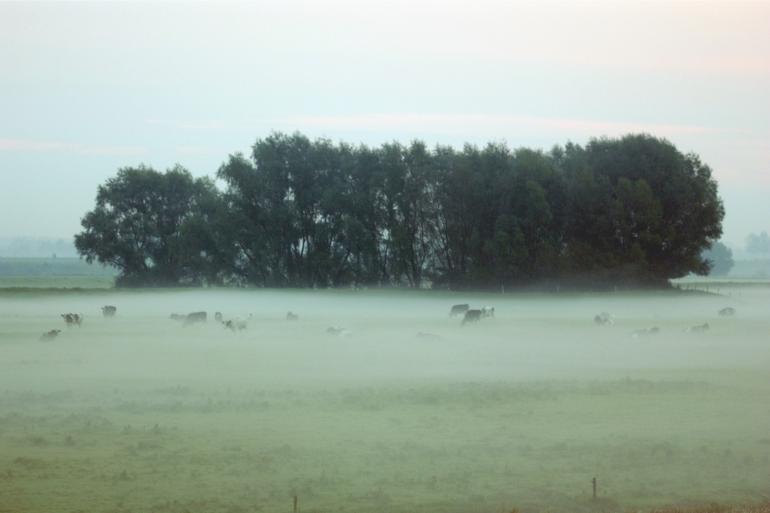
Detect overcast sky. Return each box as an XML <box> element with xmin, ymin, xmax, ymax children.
<box><xmin>1</xmin><ymin>1</ymin><xmax>768</xmax><ymax>251</ymax></box>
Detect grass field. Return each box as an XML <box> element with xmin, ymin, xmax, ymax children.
<box><xmin>0</xmin><ymin>285</ymin><xmax>769</xmax><ymax>513</ymax></box>
<box><xmin>0</xmin><ymin>257</ymin><xmax>117</xmax><ymax>289</ymax></box>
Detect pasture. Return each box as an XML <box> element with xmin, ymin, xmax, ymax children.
<box><xmin>0</xmin><ymin>285</ymin><xmax>769</xmax><ymax>513</ymax></box>
<box><xmin>0</xmin><ymin>257</ymin><xmax>116</xmax><ymax>289</ymax></box>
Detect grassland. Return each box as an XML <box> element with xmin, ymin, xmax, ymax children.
<box><xmin>0</xmin><ymin>257</ymin><xmax>116</xmax><ymax>289</ymax></box>
<box><xmin>0</xmin><ymin>284</ymin><xmax>768</xmax><ymax>513</ymax></box>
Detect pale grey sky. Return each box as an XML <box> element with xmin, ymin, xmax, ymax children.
<box><xmin>1</xmin><ymin>0</ymin><xmax>768</xmax><ymax>251</ymax></box>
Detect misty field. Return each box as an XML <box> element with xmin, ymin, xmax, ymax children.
<box><xmin>0</xmin><ymin>286</ymin><xmax>769</xmax><ymax>513</ymax></box>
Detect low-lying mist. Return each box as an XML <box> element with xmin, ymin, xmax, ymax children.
<box><xmin>1</xmin><ymin>286</ymin><xmax>768</xmax><ymax>513</ymax></box>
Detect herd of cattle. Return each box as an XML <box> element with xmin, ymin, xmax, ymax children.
<box><xmin>593</xmin><ymin>306</ymin><xmax>736</xmax><ymax>338</ymax></box>
<box><xmin>37</xmin><ymin>302</ymin><xmax>737</xmax><ymax>342</ymax></box>
<box><xmin>449</xmin><ymin>304</ymin><xmax>495</xmax><ymax>324</ymax></box>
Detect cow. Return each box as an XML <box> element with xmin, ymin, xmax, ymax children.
<box><xmin>61</xmin><ymin>313</ymin><xmax>82</xmax><ymax>327</ymax></box>
<box><xmin>631</xmin><ymin>326</ymin><xmax>660</xmax><ymax>339</ymax></box>
<box><xmin>286</xmin><ymin>311</ymin><xmax>299</xmax><ymax>321</ymax></box>
<box><xmin>685</xmin><ymin>323</ymin><xmax>710</xmax><ymax>333</ymax></box>
<box><xmin>214</xmin><ymin>312</ymin><xmax>223</xmax><ymax>323</ymax></box>
<box><xmin>223</xmin><ymin>319</ymin><xmax>247</xmax><ymax>332</ymax></box>
<box><xmin>461</xmin><ymin>309</ymin><xmax>483</xmax><ymax>325</ymax></box>
<box><xmin>39</xmin><ymin>329</ymin><xmax>61</xmax><ymax>342</ymax></box>
<box><xmin>449</xmin><ymin>304</ymin><xmax>470</xmax><ymax>317</ymax></box>
<box><xmin>326</xmin><ymin>326</ymin><xmax>352</xmax><ymax>337</ymax></box>
<box><xmin>183</xmin><ymin>311</ymin><xmax>207</xmax><ymax>325</ymax></box>
<box><xmin>594</xmin><ymin>312</ymin><xmax>613</xmax><ymax>326</ymax></box>
<box><xmin>102</xmin><ymin>305</ymin><xmax>117</xmax><ymax>318</ymax></box>
<box><xmin>718</xmin><ymin>307</ymin><xmax>736</xmax><ymax>317</ymax></box>
<box><xmin>481</xmin><ymin>306</ymin><xmax>495</xmax><ymax>318</ymax></box>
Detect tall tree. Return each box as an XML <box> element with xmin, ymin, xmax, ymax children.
<box><xmin>579</xmin><ymin>134</ymin><xmax>723</xmax><ymax>284</ymax></box>
<box><xmin>75</xmin><ymin>165</ymin><xmax>222</xmax><ymax>286</ymax></box>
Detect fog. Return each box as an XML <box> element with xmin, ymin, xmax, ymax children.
<box><xmin>1</xmin><ymin>287</ymin><xmax>769</xmax><ymax>512</ymax></box>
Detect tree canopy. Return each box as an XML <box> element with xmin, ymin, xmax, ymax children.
<box><xmin>74</xmin><ymin>166</ymin><xmax>223</xmax><ymax>286</ymax></box>
<box><xmin>75</xmin><ymin>133</ymin><xmax>725</xmax><ymax>289</ymax></box>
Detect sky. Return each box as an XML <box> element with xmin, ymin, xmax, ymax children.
<box><xmin>1</xmin><ymin>0</ymin><xmax>768</xmax><ymax>252</ymax></box>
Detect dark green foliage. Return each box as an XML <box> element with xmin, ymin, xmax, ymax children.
<box><xmin>75</xmin><ymin>133</ymin><xmax>724</xmax><ymax>289</ymax></box>
<box><xmin>74</xmin><ymin>166</ymin><xmax>226</xmax><ymax>286</ymax></box>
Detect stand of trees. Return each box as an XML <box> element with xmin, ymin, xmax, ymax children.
<box><xmin>75</xmin><ymin>133</ymin><xmax>724</xmax><ymax>289</ymax></box>
<box><xmin>702</xmin><ymin>241</ymin><xmax>734</xmax><ymax>277</ymax></box>
<box><xmin>746</xmin><ymin>231</ymin><xmax>770</xmax><ymax>256</ymax></box>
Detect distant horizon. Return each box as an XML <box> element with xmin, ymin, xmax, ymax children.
<box><xmin>2</xmin><ymin>220</ymin><xmax>770</xmax><ymax>261</ymax></box>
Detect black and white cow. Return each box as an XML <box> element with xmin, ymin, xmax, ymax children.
<box><xmin>594</xmin><ymin>312</ymin><xmax>613</xmax><ymax>326</ymax></box>
<box><xmin>39</xmin><ymin>329</ymin><xmax>61</xmax><ymax>342</ymax></box>
<box><xmin>61</xmin><ymin>313</ymin><xmax>82</xmax><ymax>327</ymax></box>
<box><xmin>481</xmin><ymin>306</ymin><xmax>495</xmax><ymax>318</ymax></box>
<box><xmin>326</xmin><ymin>326</ymin><xmax>352</xmax><ymax>337</ymax></box>
<box><xmin>223</xmin><ymin>319</ymin><xmax>247</xmax><ymax>332</ymax></box>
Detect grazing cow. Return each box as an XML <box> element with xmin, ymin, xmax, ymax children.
<box><xmin>594</xmin><ymin>312</ymin><xmax>614</xmax><ymax>325</ymax></box>
<box><xmin>481</xmin><ymin>306</ymin><xmax>495</xmax><ymax>318</ymax></box>
<box><xmin>61</xmin><ymin>313</ymin><xmax>82</xmax><ymax>327</ymax></box>
<box><xmin>39</xmin><ymin>329</ymin><xmax>61</xmax><ymax>342</ymax></box>
<box><xmin>718</xmin><ymin>307</ymin><xmax>736</xmax><ymax>317</ymax></box>
<box><xmin>183</xmin><ymin>311</ymin><xmax>207</xmax><ymax>325</ymax></box>
<box><xmin>102</xmin><ymin>305</ymin><xmax>117</xmax><ymax>318</ymax></box>
<box><xmin>286</xmin><ymin>311</ymin><xmax>299</xmax><ymax>321</ymax></box>
<box><xmin>685</xmin><ymin>323</ymin><xmax>710</xmax><ymax>333</ymax></box>
<box><xmin>631</xmin><ymin>326</ymin><xmax>660</xmax><ymax>339</ymax></box>
<box><xmin>461</xmin><ymin>309</ymin><xmax>483</xmax><ymax>325</ymax></box>
<box><xmin>223</xmin><ymin>319</ymin><xmax>247</xmax><ymax>332</ymax></box>
<box><xmin>214</xmin><ymin>312</ymin><xmax>223</xmax><ymax>323</ymax></box>
<box><xmin>416</xmin><ymin>332</ymin><xmax>441</xmax><ymax>340</ymax></box>
<box><xmin>326</xmin><ymin>326</ymin><xmax>352</xmax><ymax>337</ymax></box>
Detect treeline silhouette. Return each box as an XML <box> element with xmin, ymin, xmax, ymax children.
<box><xmin>75</xmin><ymin>132</ymin><xmax>724</xmax><ymax>289</ymax></box>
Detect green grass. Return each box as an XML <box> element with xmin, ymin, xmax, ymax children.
<box><xmin>0</xmin><ymin>257</ymin><xmax>116</xmax><ymax>289</ymax></box>
<box><xmin>0</xmin><ymin>286</ymin><xmax>768</xmax><ymax>513</ymax></box>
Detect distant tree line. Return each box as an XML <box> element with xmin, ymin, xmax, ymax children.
<box><xmin>75</xmin><ymin>133</ymin><xmax>724</xmax><ymax>289</ymax></box>
<box><xmin>702</xmin><ymin>241</ymin><xmax>734</xmax><ymax>277</ymax></box>
<box><xmin>746</xmin><ymin>231</ymin><xmax>770</xmax><ymax>256</ymax></box>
